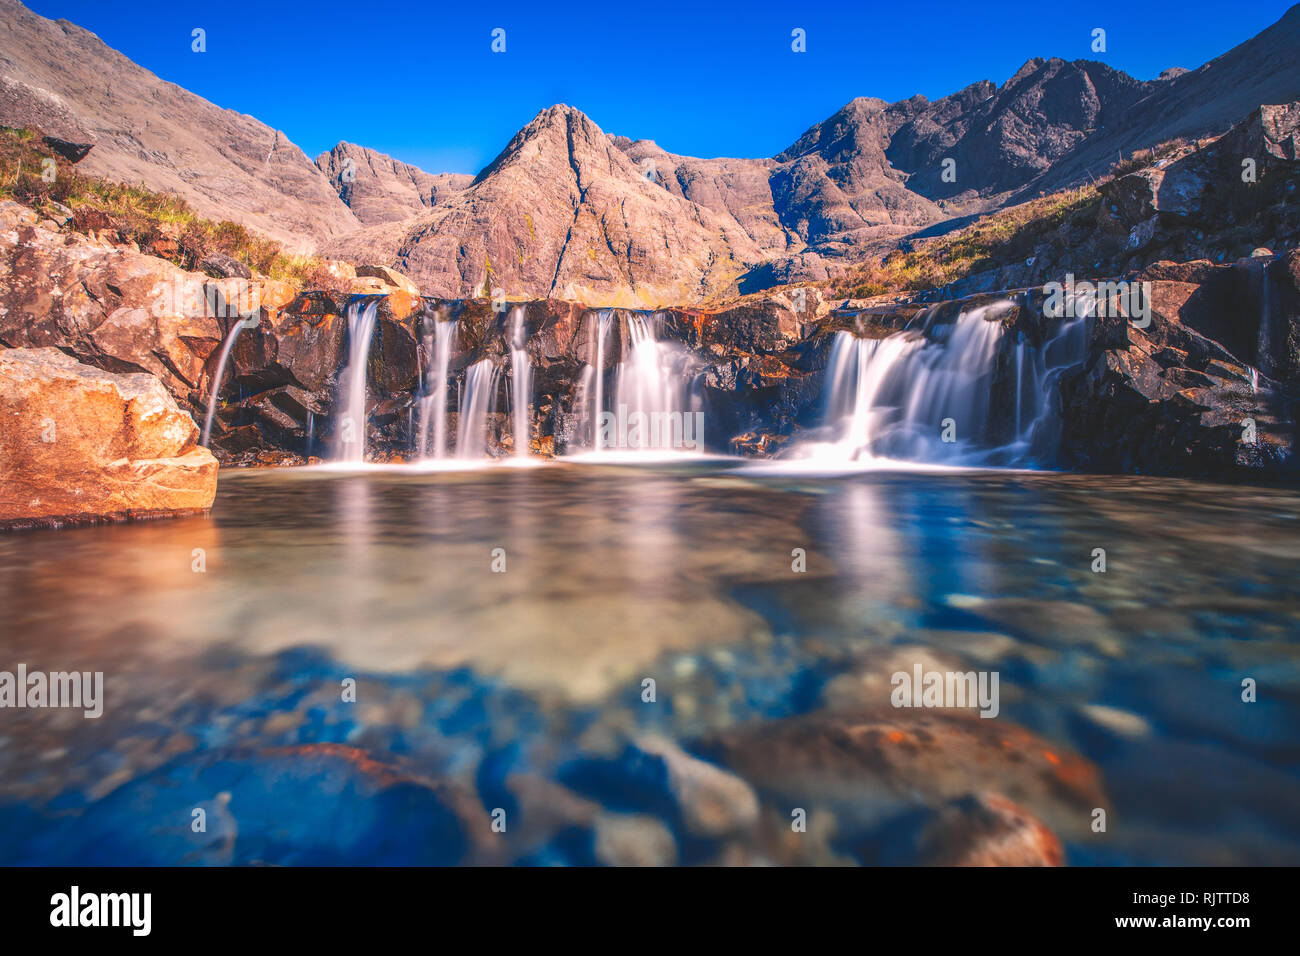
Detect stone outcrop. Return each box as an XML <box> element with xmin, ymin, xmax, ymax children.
<box><xmin>0</xmin><ymin>347</ymin><xmax>217</xmax><ymax>528</ymax></box>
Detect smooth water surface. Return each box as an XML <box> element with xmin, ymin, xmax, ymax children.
<box><xmin>1</xmin><ymin>464</ymin><xmax>1297</xmax><ymax>865</ymax></box>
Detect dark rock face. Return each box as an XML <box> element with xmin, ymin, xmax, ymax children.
<box><xmin>186</xmin><ymin>251</ymin><xmax>1296</xmax><ymax>480</ymax></box>
<box><xmin>1055</xmin><ymin>260</ymin><xmax>1298</xmax><ymax>478</ymax></box>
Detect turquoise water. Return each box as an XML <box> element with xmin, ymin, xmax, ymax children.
<box><xmin>1</xmin><ymin>463</ymin><xmax>1298</xmax><ymax>865</ymax></box>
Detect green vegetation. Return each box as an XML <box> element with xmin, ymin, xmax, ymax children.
<box><xmin>0</xmin><ymin>127</ymin><xmax>342</xmax><ymax>289</ymax></box>
<box><xmin>827</xmin><ymin>185</ymin><xmax>1101</xmax><ymax>299</ymax></box>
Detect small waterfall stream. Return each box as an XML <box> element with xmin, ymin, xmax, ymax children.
<box><xmin>584</xmin><ymin>310</ymin><xmax>614</xmax><ymax>450</ymax></box>
<box><xmin>200</xmin><ymin>319</ymin><xmax>249</xmax><ymax>447</ymax></box>
<box><xmin>334</xmin><ymin>297</ymin><xmax>381</xmax><ymax>463</ymax></box>
<box><xmin>509</xmin><ymin>305</ymin><xmax>533</xmax><ymax>458</ymax></box>
<box><xmin>416</xmin><ymin>310</ymin><xmax>457</xmax><ymax>460</ymax></box>
<box><xmin>457</xmin><ymin>359</ymin><xmax>501</xmax><ymax>460</ymax></box>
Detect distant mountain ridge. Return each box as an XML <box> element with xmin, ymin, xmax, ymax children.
<box><xmin>2</xmin><ymin>0</ymin><xmax>1298</xmax><ymax>303</ymax></box>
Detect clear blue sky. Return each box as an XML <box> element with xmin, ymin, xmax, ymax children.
<box><xmin>26</xmin><ymin>0</ymin><xmax>1297</xmax><ymax>175</ymax></box>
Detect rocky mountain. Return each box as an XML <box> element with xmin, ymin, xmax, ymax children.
<box><xmin>318</xmin><ymin>105</ymin><xmax>768</xmax><ymax>306</ymax></box>
<box><xmin>1</xmin><ymin>0</ymin><xmax>1298</xmax><ymax>302</ymax></box>
<box><xmin>314</xmin><ymin>143</ymin><xmax>472</xmax><ymax>225</ymax></box>
<box><xmin>1034</xmin><ymin>2</ymin><xmax>1300</xmax><ymax>192</ymax></box>
<box><xmin>321</xmin><ymin>7</ymin><xmax>1299</xmax><ymax>300</ymax></box>
<box><xmin>0</xmin><ymin>0</ymin><xmax>357</xmax><ymax>250</ymax></box>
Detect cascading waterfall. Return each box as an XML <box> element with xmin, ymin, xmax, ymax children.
<box><xmin>583</xmin><ymin>310</ymin><xmax>614</xmax><ymax>450</ymax></box>
<box><xmin>508</xmin><ymin>305</ymin><xmax>533</xmax><ymax>458</ymax></box>
<box><xmin>334</xmin><ymin>297</ymin><xmax>381</xmax><ymax>463</ymax></box>
<box><xmin>456</xmin><ymin>359</ymin><xmax>501</xmax><ymax>460</ymax></box>
<box><xmin>805</xmin><ymin>299</ymin><xmax>1088</xmax><ymax>466</ymax></box>
<box><xmin>416</xmin><ymin>311</ymin><xmax>457</xmax><ymax>460</ymax></box>
<box><xmin>609</xmin><ymin>311</ymin><xmax>700</xmax><ymax>451</ymax></box>
<box><xmin>200</xmin><ymin>319</ymin><xmax>248</xmax><ymax>446</ymax></box>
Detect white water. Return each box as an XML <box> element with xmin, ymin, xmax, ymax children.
<box><xmin>798</xmin><ymin>299</ymin><xmax>1088</xmax><ymax>466</ymax></box>
<box><xmin>200</xmin><ymin>320</ymin><xmax>248</xmax><ymax>446</ymax></box>
<box><xmin>574</xmin><ymin>311</ymin><xmax>701</xmax><ymax>453</ymax></box>
<box><xmin>613</xmin><ymin>313</ymin><xmax>692</xmax><ymax>435</ymax></box>
<box><xmin>417</xmin><ymin>313</ymin><xmax>457</xmax><ymax>460</ymax></box>
<box><xmin>457</xmin><ymin>359</ymin><xmax>501</xmax><ymax>460</ymax></box>
<box><xmin>335</xmin><ymin>298</ymin><xmax>381</xmax><ymax>463</ymax></box>
<box><xmin>582</xmin><ymin>310</ymin><xmax>614</xmax><ymax>451</ymax></box>
<box><xmin>509</xmin><ymin>306</ymin><xmax>533</xmax><ymax>459</ymax></box>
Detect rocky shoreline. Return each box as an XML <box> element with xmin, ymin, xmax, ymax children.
<box><xmin>1</xmin><ymin>187</ymin><xmax>1297</xmax><ymax>529</ymax></box>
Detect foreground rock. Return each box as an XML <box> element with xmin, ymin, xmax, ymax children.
<box><xmin>695</xmin><ymin>708</ymin><xmax>1106</xmax><ymax>850</ymax></box>
<box><xmin>0</xmin><ymin>348</ymin><xmax>217</xmax><ymax>528</ymax></box>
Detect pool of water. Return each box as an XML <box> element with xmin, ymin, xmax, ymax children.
<box><xmin>1</xmin><ymin>462</ymin><xmax>1298</xmax><ymax>865</ymax></box>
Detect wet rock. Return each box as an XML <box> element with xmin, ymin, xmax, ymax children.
<box><xmin>4</xmin><ymin>744</ymin><xmax>481</xmax><ymax>866</ymax></box>
<box><xmin>695</xmin><ymin>708</ymin><xmax>1107</xmax><ymax>842</ymax></box>
<box><xmin>862</xmin><ymin>792</ymin><xmax>1065</xmax><ymax>866</ymax></box>
<box><xmin>592</xmin><ymin>813</ymin><xmax>678</xmax><ymax>867</ymax></box>
<box><xmin>560</xmin><ymin>735</ymin><xmax>759</xmax><ymax>842</ymax></box>
<box><xmin>0</xmin><ymin>348</ymin><xmax>217</xmax><ymax>528</ymax></box>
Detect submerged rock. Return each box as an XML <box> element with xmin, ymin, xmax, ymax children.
<box><xmin>695</xmin><ymin>708</ymin><xmax>1106</xmax><ymax>844</ymax></box>
<box><xmin>0</xmin><ymin>348</ymin><xmax>217</xmax><ymax>528</ymax></box>
<box><xmin>862</xmin><ymin>792</ymin><xmax>1065</xmax><ymax>866</ymax></box>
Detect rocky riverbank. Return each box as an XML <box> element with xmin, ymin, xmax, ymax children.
<box><xmin>1</xmin><ymin>187</ymin><xmax>1297</xmax><ymax>491</ymax></box>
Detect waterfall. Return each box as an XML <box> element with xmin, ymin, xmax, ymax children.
<box><xmin>584</xmin><ymin>310</ymin><xmax>614</xmax><ymax>450</ymax></box>
<box><xmin>579</xmin><ymin>311</ymin><xmax>701</xmax><ymax>452</ymax></box>
<box><xmin>200</xmin><ymin>319</ymin><xmax>248</xmax><ymax>446</ymax></box>
<box><xmin>804</xmin><ymin>299</ymin><xmax>1088</xmax><ymax>466</ymax></box>
<box><xmin>334</xmin><ymin>297</ymin><xmax>381</xmax><ymax>463</ymax></box>
<box><xmin>416</xmin><ymin>311</ymin><xmax>457</xmax><ymax>460</ymax></box>
<box><xmin>456</xmin><ymin>359</ymin><xmax>501</xmax><ymax>459</ymax></box>
<box><xmin>509</xmin><ymin>305</ymin><xmax>533</xmax><ymax>458</ymax></box>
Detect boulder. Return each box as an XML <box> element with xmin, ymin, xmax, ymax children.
<box><xmin>353</xmin><ymin>264</ymin><xmax>421</xmax><ymax>296</ymax></box>
<box><xmin>0</xmin><ymin>348</ymin><xmax>217</xmax><ymax>528</ymax></box>
<box><xmin>695</xmin><ymin>708</ymin><xmax>1106</xmax><ymax>842</ymax></box>
<box><xmin>864</xmin><ymin>792</ymin><xmax>1065</xmax><ymax>866</ymax></box>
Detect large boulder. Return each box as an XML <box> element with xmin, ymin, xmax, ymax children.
<box><xmin>0</xmin><ymin>348</ymin><xmax>218</xmax><ymax>528</ymax></box>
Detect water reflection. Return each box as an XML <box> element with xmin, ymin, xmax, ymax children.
<box><xmin>1</xmin><ymin>466</ymin><xmax>1298</xmax><ymax>865</ymax></box>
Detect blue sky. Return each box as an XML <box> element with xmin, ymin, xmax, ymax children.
<box><xmin>27</xmin><ymin>0</ymin><xmax>1297</xmax><ymax>175</ymax></box>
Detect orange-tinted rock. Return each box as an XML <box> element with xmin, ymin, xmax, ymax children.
<box><xmin>883</xmin><ymin>792</ymin><xmax>1066</xmax><ymax>866</ymax></box>
<box><xmin>0</xmin><ymin>348</ymin><xmax>217</xmax><ymax>528</ymax></box>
